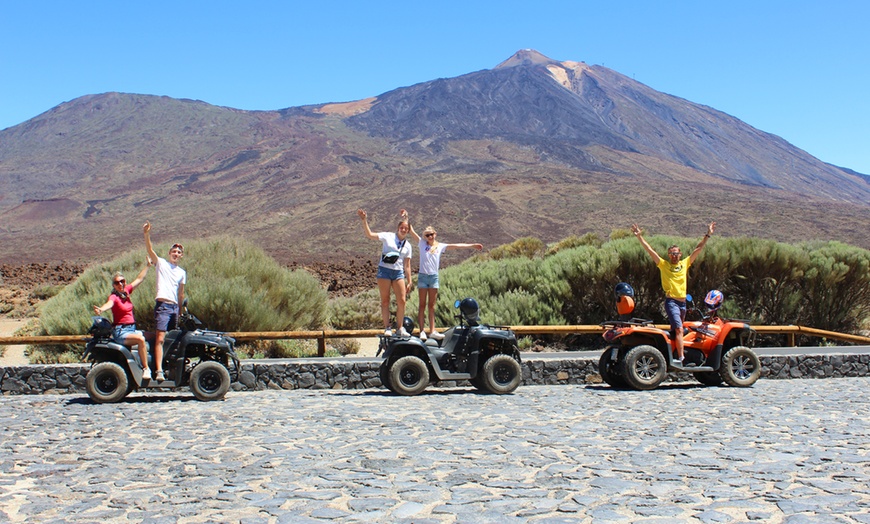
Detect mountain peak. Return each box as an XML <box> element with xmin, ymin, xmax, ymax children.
<box><xmin>494</xmin><ymin>49</ymin><xmax>559</xmax><ymax>69</ymax></box>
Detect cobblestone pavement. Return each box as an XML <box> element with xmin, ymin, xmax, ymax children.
<box><xmin>2</xmin><ymin>378</ymin><xmax>869</xmax><ymax>523</ymax></box>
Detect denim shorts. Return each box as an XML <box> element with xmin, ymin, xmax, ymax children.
<box><xmin>112</xmin><ymin>324</ymin><xmax>138</xmax><ymax>344</ymax></box>
<box><xmin>154</xmin><ymin>301</ymin><xmax>179</xmax><ymax>331</ymax></box>
<box><xmin>664</xmin><ymin>297</ymin><xmax>687</xmax><ymax>330</ymax></box>
<box><xmin>417</xmin><ymin>273</ymin><xmax>439</xmax><ymax>289</ymax></box>
<box><xmin>376</xmin><ymin>266</ymin><xmax>405</xmax><ymax>281</ymax></box>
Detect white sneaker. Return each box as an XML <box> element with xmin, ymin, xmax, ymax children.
<box><xmin>429</xmin><ymin>330</ymin><xmax>445</xmax><ymax>340</ymax></box>
<box><xmin>398</xmin><ymin>327</ymin><xmax>410</xmax><ymax>338</ymax></box>
<box><xmin>141</xmin><ymin>368</ymin><xmax>151</xmax><ymax>380</ymax></box>
<box><xmin>384</xmin><ymin>328</ymin><xmax>393</xmax><ymax>337</ymax></box>
<box><xmin>419</xmin><ymin>330</ymin><xmax>427</xmax><ymax>341</ymax></box>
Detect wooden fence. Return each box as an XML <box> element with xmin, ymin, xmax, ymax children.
<box><xmin>1</xmin><ymin>325</ymin><xmax>868</xmax><ymax>358</ymax></box>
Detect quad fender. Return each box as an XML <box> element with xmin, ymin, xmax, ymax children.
<box><xmin>607</xmin><ymin>325</ymin><xmax>671</xmax><ymax>354</ymax></box>
<box><xmin>85</xmin><ymin>339</ymin><xmax>150</xmax><ymax>386</ymax></box>
<box><xmin>709</xmin><ymin>324</ymin><xmax>756</xmax><ymax>368</ymax></box>
<box><xmin>382</xmin><ymin>339</ymin><xmax>430</xmax><ymax>365</ymax></box>
<box><xmin>468</xmin><ymin>327</ymin><xmax>521</xmax><ymax>375</ymax></box>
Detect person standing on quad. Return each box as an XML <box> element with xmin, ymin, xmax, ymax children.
<box><xmin>143</xmin><ymin>222</ymin><xmax>186</xmax><ymax>382</ymax></box>
<box><xmin>358</xmin><ymin>209</ymin><xmax>413</xmax><ymax>337</ymax></box>
<box><xmin>92</xmin><ymin>261</ymin><xmax>152</xmax><ymax>378</ymax></box>
<box><xmin>631</xmin><ymin>221</ymin><xmax>715</xmax><ymax>365</ymax></box>
<box><xmin>407</xmin><ymin>221</ymin><xmax>482</xmax><ymax>341</ymax></box>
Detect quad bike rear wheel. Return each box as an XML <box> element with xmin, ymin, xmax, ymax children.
<box><xmin>379</xmin><ymin>363</ymin><xmax>395</xmax><ymax>393</ymax></box>
<box><xmin>598</xmin><ymin>349</ymin><xmax>628</xmax><ymax>389</ymax></box>
<box><xmin>86</xmin><ymin>362</ymin><xmax>130</xmax><ymax>403</ymax></box>
<box><xmin>481</xmin><ymin>354</ymin><xmax>522</xmax><ymax>394</ymax></box>
<box><xmin>719</xmin><ymin>346</ymin><xmax>761</xmax><ymax>387</ymax></box>
<box><xmin>389</xmin><ymin>356</ymin><xmax>430</xmax><ymax>396</ymax></box>
<box><xmin>190</xmin><ymin>361</ymin><xmax>231</xmax><ymax>401</ymax></box>
<box><xmin>621</xmin><ymin>345</ymin><xmax>667</xmax><ymax>390</ymax></box>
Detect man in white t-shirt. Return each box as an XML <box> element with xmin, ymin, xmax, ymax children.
<box><xmin>144</xmin><ymin>222</ymin><xmax>187</xmax><ymax>382</ymax></box>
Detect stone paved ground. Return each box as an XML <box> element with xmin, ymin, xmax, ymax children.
<box><xmin>1</xmin><ymin>378</ymin><xmax>869</xmax><ymax>523</ymax></box>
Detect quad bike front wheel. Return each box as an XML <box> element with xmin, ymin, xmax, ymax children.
<box><xmin>481</xmin><ymin>354</ymin><xmax>522</xmax><ymax>394</ymax></box>
<box><xmin>621</xmin><ymin>345</ymin><xmax>667</xmax><ymax>390</ymax></box>
<box><xmin>598</xmin><ymin>349</ymin><xmax>628</xmax><ymax>389</ymax></box>
<box><xmin>86</xmin><ymin>362</ymin><xmax>130</xmax><ymax>403</ymax></box>
<box><xmin>190</xmin><ymin>361</ymin><xmax>231</xmax><ymax>401</ymax></box>
<box><xmin>389</xmin><ymin>356</ymin><xmax>430</xmax><ymax>396</ymax></box>
<box><xmin>719</xmin><ymin>346</ymin><xmax>761</xmax><ymax>387</ymax></box>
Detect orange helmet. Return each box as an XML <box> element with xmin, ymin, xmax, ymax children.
<box><xmin>617</xmin><ymin>295</ymin><xmax>635</xmax><ymax>316</ymax></box>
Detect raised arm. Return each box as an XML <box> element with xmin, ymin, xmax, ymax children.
<box><xmin>631</xmin><ymin>224</ymin><xmax>662</xmax><ymax>265</ymax></box>
<box><xmin>128</xmin><ymin>258</ymin><xmax>152</xmax><ymax>291</ymax></box>
<box><xmin>688</xmin><ymin>221</ymin><xmax>716</xmax><ymax>264</ymax></box>
<box><xmin>357</xmin><ymin>209</ymin><xmax>379</xmax><ymax>241</ymax></box>
<box><xmin>445</xmin><ymin>243</ymin><xmax>483</xmax><ymax>251</ymax></box>
<box><xmin>93</xmin><ymin>298</ymin><xmax>114</xmax><ymax>316</ymax></box>
<box><xmin>143</xmin><ymin>222</ymin><xmax>159</xmax><ymax>264</ymax></box>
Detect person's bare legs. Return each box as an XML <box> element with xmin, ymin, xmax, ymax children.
<box><xmin>154</xmin><ymin>330</ymin><xmax>166</xmax><ymax>377</ymax></box>
<box><xmin>391</xmin><ymin>279</ymin><xmax>407</xmax><ymax>330</ymax></box>
<box><xmin>377</xmin><ymin>278</ymin><xmax>393</xmax><ymax>330</ymax></box>
<box><xmin>417</xmin><ymin>288</ymin><xmax>428</xmax><ymax>335</ymax></box>
<box><xmin>675</xmin><ymin>330</ymin><xmax>684</xmax><ymax>360</ymax></box>
<box><xmin>125</xmin><ymin>332</ymin><xmax>150</xmax><ymax>375</ymax></box>
<box><xmin>426</xmin><ymin>288</ymin><xmax>438</xmax><ymax>334</ymax></box>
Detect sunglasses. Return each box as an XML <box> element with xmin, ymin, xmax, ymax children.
<box><xmin>668</xmin><ymin>252</ymin><xmax>681</xmax><ymax>256</ymax></box>
<box><xmin>171</xmin><ymin>243</ymin><xmax>184</xmax><ymax>252</ymax></box>
<box><xmin>424</xmin><ymin>233</ymin><xmax>435</xmax><ymax>238</ymax></box>
<box><xmin>114</xmin><ymin>279</ymin><xmax>126</xmax><ymax>284</ymax></box>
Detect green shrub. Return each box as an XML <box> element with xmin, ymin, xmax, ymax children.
<box><xmin>31</xmin><ymin>284</ymin><xmax>65</xmax><ymax>300</ymax></box>
<box><xmin>328</xmin><ymin>289</ymin><xmax>381</xmax><ymax>329</ymax></box>
<box><xmin>398</xmin><ymin>234</ymin><xmax>870</xmax><ymax>338</ymax></box>
<box><xmin>329</xmin><ymin>339</ymin><xmax>361</xmax><ymax>356</ymax></box>
<box><xmin>483</xmin><ymin>236</ymin><xmax>546</xmax><ymax>261</ymax></box>
<box><xmin>546</xmin><ymin>233</ymin><xmax>604</xmax><ymax>255</ymax></box>
<box><xmin>34</xmin><ymin>237</ymin><xmax>327</xmax><ymax>362</ymax></box>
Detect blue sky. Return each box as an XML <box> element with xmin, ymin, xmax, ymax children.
<box><xmin>2</xmin><ymin>1</ymin><xmax>869</xmax><ymax>175</ymax></box>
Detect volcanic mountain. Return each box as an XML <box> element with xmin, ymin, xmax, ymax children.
<box><xmin>1</xmin><ymin>49</ymin><xmax>868</xmax><ymax>264</ymax></box>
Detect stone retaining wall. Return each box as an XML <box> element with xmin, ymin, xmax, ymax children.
<box><xmin>2</xmin><ymin>353</ymin><xmax>869</xmax><ymax>396</ymax></box>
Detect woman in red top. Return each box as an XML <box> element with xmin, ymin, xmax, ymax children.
<box><xmin>93</xmin><ymin>260</ymin><xmax>152</xmax><ymax>377</ymax></box>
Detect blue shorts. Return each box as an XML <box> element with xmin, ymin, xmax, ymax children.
<box><xmin>665</xmin><ymin>298</ymin><xmax>687</xmax><ymax>331</ymax></box>
<box><xmin>112</xmin><ymin>324</ymin><xmax>139</xmax><ymax>344</ymax></box>
<box><xmin>417</xmin><ymin>273</ymin><xmax>439</xmax><ymax>289</ymax></box>
<box><xmin>377</xmin><ymin>266</ymin><xmax>405</xmax><ymax>281</ymax></box>
<box><xmin>154</xmin><ymin>301</ymin><xmax>179</xmax><ymax>332</ymax></box>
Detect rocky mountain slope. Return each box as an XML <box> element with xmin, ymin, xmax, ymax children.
<box><xmin>1</xmin><ymin>49</ymin><xmax>868</xmax><ymax>264</ymax></box>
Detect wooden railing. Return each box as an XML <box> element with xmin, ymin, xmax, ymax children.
<box><xmin>1</xmin><ymin>325</ymin><xmax>868</xmax><ymax>358</ymax></box>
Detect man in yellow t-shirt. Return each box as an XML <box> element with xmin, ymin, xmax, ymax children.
<box><xmin>631</xmin><ymin>222</ymin><xmax>716</xmax><ymax>365</ymax></box>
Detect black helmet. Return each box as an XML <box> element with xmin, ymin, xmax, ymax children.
<box><xmin>456</xmin><ymin>298</ymin><xmax>480</xmax><ymax>326</ymax></box>
<box><xmin>89</xmin><ymin>316</ymin><xmax>113</xmax><ymax>337</ymax></box>
<box><xmin>614</xmin><ymin>282</ymin><xmax>634</xmax><ymax>298</ymax></box>
<box><xmin>402</xmin><ymin>316</ymin><xmax>415</xmax><ymax>334</ymax></box>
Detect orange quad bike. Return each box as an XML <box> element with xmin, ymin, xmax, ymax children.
<box><xmin>599</xmin><ymin>283</ymin><xmax>760</xmax><ymax>390</ymax></box>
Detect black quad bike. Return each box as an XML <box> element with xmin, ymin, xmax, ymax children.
<box><xmin>378</xmin><ymin>298</ymin><xmax>523</xmax><ymax>396</ymax></box>
<box><xmin>84</xmin><ymin>301</ymin><xmax>241</xmax><ymax>403</ymax></box>
<box><xmin>599</xmin><ymin>283</ymin><xmax>760</xmax><ymax>390</ymax></box>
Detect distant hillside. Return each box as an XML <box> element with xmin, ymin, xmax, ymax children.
<box><xmin>1</xmin><ymin>49</ymin><xmax>868</xmax><ymax>264</ymax></box>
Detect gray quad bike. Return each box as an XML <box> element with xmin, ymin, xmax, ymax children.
<box><xmin>378</xmin><ymin>298</ymin><xmax>523</xmax><ymax>396</ymax></box>
<box><xmin>83</xmin><ymin>301</ymin><xmax>240</xmax><ymax>403</ymax></box>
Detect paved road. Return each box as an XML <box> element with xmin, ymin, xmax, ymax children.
<box><xmin>2</xmin><ymin>378</ymin><xmax>869</xmax><ymax>523</ymax></box>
